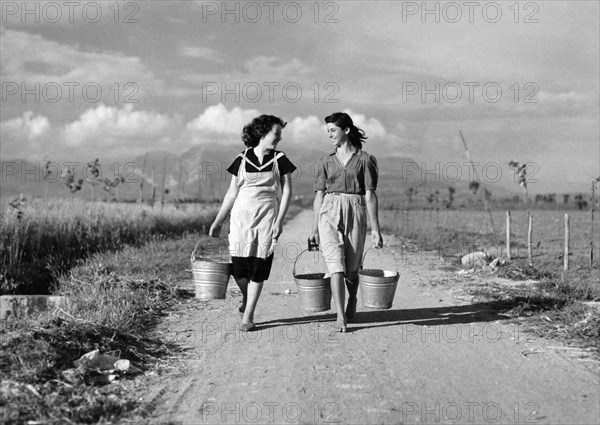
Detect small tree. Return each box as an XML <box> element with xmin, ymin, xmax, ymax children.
<box><xmin>8</xmin><ymin>194</ymin><xmax>27</xmax><ymax>221</ymax></box>
<box><xmin>405</xmin><ymin>187</ymin><xmax>417</xmax><ymax>204</ymax></box>
<box><xmin>468</xmin><ymin>181</ymin><xmax>479</xmax><ymax>194</ymax></box>
<box><xmin>43</xmin><ymin>160</ymin><xmax>56</xmax><ymax>203</ymax></box>
<box><xmin>509</xmin><ymin>159</ymin><xmax>533</xmax><ymax>264</ymax></box>
<box><xmin>101</xmin><ymin>176</ymin><xmax>125</xmax><ymax>202</ymax></box>
<box><xmin>509</xmin><ymin>160</ymin><xmax>528</xmax><ymax>204</ymax></box>
<box><xmin>459</xmin><ymin>130</ymin><xmax>496</xmax><ymax>243</ymax></box>
<box><xmin>86</xmin><ymin>159</ymin><xmax>101</xmax><ymax>202</ymax></box>
<box><xmin>446</xmin><ymin>186</ymin><xmax>455</xmax><ymax>209</ymax></box>
<box><xmin>61</xmin><ymin>166</ymin><xmax>83</xmax><ymax>193</ymax></box>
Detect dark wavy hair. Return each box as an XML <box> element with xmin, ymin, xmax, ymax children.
<box><xmin>325</xmin><ymin>112</ymin><xmax>368</xmax><ymax>150</ymax></box>
<box><xmin>241</xmin><ymin>115</ymin><xmax>287</xmax><ymax>148</ymax></box>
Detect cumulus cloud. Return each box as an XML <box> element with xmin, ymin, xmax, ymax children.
<box><xmin>62</xmin><ymin>104</ymin><xmax>178</xmax><ymax>154</ymax></box>
<box><xmin>342</xmin><ymin>110</ymin><xmax>387</xmax><ymax>139</ymax></box>
<box><xmin>0</xmin><ymin>111</ymin><xmax>54</xmax><ymax>158</ymax></box>
<box><xmin>1</xmin><ymin>111</ymin><xmax>51</xmax><ymax>140</ymax></box>
<box><xmin>287</xmin><ymin>115</ymin><xmax>325</xmax><ymax>147</ymax></box>
<box><xmin>186</xmin><ymin>104</ymin><xmax>259</xmax><ymax>137</ymax></box>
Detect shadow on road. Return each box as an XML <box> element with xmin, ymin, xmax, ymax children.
<box><xmin>257</xmin><ymin>300</ymin><xmax>518</xmax><ymax>332</ymax></box>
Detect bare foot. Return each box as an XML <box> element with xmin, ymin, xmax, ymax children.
<box><xmin>335</xmin><ymin>318</ymin><xmax>347</xmax><ymax>333</ymax></box>
<box><xmin>240</xmin><ymin>322</ymin><xmax>256</xmax><ymax>332</ymax></box>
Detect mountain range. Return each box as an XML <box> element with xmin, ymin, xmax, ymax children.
<box><xmin>1</xmin><ymin>143</ymin><xmax>519</xmax><ymax>207</ymax></box>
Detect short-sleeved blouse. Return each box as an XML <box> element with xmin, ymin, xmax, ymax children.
<box><xmin>227</xmin><ymin>149</ymin><xmax>296</xmax><ymax>176</ymax></box>
<box><xmin>314</xmin><ymin>150</ymin><xmax>378</xmax><ymax>195</ymax></box>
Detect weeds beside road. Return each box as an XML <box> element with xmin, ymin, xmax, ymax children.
<box><xmin>0</xmin><ymin>202</ymin><xmax>305</xmax><ymax>424</ymax></box>
<box><xmin>0</xmin><ymin>232</ymin><xmax>230</xmax><ymax>424</ymax></box>
<box><xmin>1</xmin><ymin>204</ymin><xmax>597</xmax><ymax>424</ymax></box>
<box><xmin>380</xmin><ymin>208</ymin><xmax>600</xmax><ymax>352</ymax></box>
<box><xmin>0</xmin><ymin>198</ymin><xmax>217</xmax><ymax>295</ymax></box>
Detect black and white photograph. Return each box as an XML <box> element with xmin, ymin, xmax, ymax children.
<box><xmin>1</xmin><ymin>1</ymin><xmax>599</xmax><ymax>424</ymax></box>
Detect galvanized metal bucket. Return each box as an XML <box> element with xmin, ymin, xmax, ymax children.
<box><xmin>293</xmin><ymin>249</ymin><xmax>332</xmax><ymax>313</ymax></box>
<box><xmin>190</xmin><ymin>240</ymin><xmax>232</xmax><ymax>300</ymax></box>
<box><xmin>359</xmin><ymin>248</ymin><xmax>400</xmax><ymax>309</ymax></box>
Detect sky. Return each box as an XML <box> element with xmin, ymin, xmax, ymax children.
<box><xmin>1</xmin><ymin>0</ymin><xmax>599</xmax><ymax>193</ymax></box>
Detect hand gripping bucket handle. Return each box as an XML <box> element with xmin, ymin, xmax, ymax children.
<box><xmin>293</xmin><ymin>248</ymin><xmax>324</xmax><ymax>277</ymax></box>
<box><xmin>293</xmin><ymin>248</ymin><xmax>332</xmax><ymax>313</ymax></box>
<box><xmin>361</xmin><ymin>247</ymin><xmax>400</xmax><ymax>273</ymax></box>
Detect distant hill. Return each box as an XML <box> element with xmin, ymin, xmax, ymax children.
<box><xmin>2</xmin><ymin>145</ymin><xmax>521</xmax><ymax>208</ymax></box>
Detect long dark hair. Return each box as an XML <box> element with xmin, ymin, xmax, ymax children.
<box><xmin>241</xmin><ymin>115</ymin><xmax>287</xmax><ymax>148</ymax></box>
<box><xmin>324</xmin><ymin>112</ymin><xmax>368</xmax><ymax>150</ymax></box>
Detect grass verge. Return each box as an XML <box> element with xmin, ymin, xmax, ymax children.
<box><xmin>0</xmin><ymin>198</ymin><xmax>217</xmax><ymax>295</ymax></box>
<box><xmin>0</xmin><ymin>233</ymin><xmax>228</xmax><ymax>424</ymax></box>
<box><xmin>1</xmin><ymin>203</ymin><xmax>304</xmax><ymax>424</ymax></box>
<box><xmin>382</xmin><ymin>219</ymin><xmax>600</xmax><ymax>353</ymax></box>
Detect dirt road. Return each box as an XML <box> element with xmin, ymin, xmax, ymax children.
<box><xmin>143</xmin><ymin>209</ymin><xmax>599</xmax><ymax>425</ymax></box>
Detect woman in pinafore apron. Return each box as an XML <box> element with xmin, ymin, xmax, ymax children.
<box><xmin>308</xmin><ymin>112</ymin><xmax>383</xmax><ymax>332</ymax></box>
<box><xmin>209</xmin><ymin>115</ymin><xmax>296</xmax><ymax>332</ymax></box>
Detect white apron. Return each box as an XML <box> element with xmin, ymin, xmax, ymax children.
<box><xmin>229</xmin><ymin>149</ymin><xmax>283</xmax><ymax>259</ymax></box>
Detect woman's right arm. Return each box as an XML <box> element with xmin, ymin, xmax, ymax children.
<box><xmin>209</xmin><ymin>177</ymin><xmax>239</xmax><ymax>237</ymax></box>
<box><xmin>308</xmin><ymin>190</ymin><xmax>324</xmax><ymax>248</ymax></box>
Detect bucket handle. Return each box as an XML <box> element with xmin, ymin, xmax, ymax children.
<box><xmin>293</xmin><ymin>248</ymin><xmax>326</xmax><ymax>276</ymax></box>
<box><xmin>191</xmin><ymin>240</ymin><xmax>202</xmax><ymax>263</ymax></box>
<box><xmin>362</xmin><ymin>247</ymin><xmax>399</xmax><ymax>273</ymax></box>
<box><xmin>191</xmin><ymin>240</ymin><xmax>229</xmax><ymax>263</ymax></box>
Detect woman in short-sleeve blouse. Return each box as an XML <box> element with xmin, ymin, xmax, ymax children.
<box><xmin>209</xmin><ymin>115</ymin><xmax>296</xmax><ymax>332</ymax></box>
<box><xmin>308</xmin><ymin>112</ymin><xmax>383</xmax><ymax>332</ymax></box>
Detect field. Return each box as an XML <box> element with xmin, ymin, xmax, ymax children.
<box><xmin>381</xmin><ymin>208</ymin><xmax>598</xmax><ymax>272</ymax></box>
<box><xmin>380</xmin><ymin>206</ymin><xmax>599</xmax><ymax>353</ymax></box>
<box><xmin>0</xmin><ymin>197</ymin><xmax>218</xmax><ymax>295</ymax></box>
<box><xmin>1</xmin><ymin>198</ymin><xmax>598</xmax><ymax>424</ymax></box>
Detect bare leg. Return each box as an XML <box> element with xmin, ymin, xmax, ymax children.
<box><xmin>241</xmin><ymin>280</ymin><xmax>263</xmax><ymax>330</ymax></box>
<box><xmin>331</xmin><ymin>272</ymin><xmax>347</xmax><ymax>332</ymax></box>
<box><xmin>235</xmin><ymin>277</ymin><xmax>249</xmax><ymax>314</ymax></box>
<box><xmin>345</xmin><ymin>274</ymin><xmax>359</xmax><ymax>322</ymax></box>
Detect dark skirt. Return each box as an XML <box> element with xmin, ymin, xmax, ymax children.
<box><xmin>231</xmin><ymin>254</ymin><xmax>274</xmax><ymax>282</ymax></box>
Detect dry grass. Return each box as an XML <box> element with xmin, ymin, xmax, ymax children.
<box><xmin>0</xmin><ymin>199</ymin><xmax>302</xmax><ymax>424</ymax></box>
<box><xmin>380</xmin><ymin>208</ymin><xmax>600</xmax><ymax>351</ymax></box>
<box><xmin>0</xmin><ymin>232</ymin><xmax>228</xmax><ymax>424</ymax></box>
<box><xmin>0</xmin><ymin>197</ymin><xmax>217</xmax><ymax>294</ymax></box>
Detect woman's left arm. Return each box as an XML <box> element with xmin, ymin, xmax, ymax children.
<box><xmin>273</xmin><ymin>173</ymin><xmax>293</xmax><ymax>240</ymax></box>
<box><xmin>366</xmin><ymin>190</ymin><xmax>383</xmax><ymax>248</ymax></box>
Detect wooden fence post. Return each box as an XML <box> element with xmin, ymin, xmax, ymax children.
<box><xmin>591</xmin><ymin>179</ymin><xmax>596</xmax><ymax>269</ymax></box>
<box><xmin>591</xmin><ymin>208</ymin><xmax>594</xmax><ymax>269</ymax></box>
<box><xmin>160</xmin><ymin>155</ymin><xmax>167</xmax><ymax>211</ymax></box>
<box><xmin>564</xmin><ymin>213</ymin><xmax>570</xmax><ymax>271</ymax></box>
<box><xmin>527</xmin><ymin>211</ymin><xmax>533</xmax><ymax>265</ymax></box>
<box><xmin>506</xmin><ymin>211</ymin><xmax>511</xmax><ymax>260</ymax></box>
<box><xmin>139</xmin><ymin>153</ymin><xmax>147</xmax><ymax>204</ymax></box>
